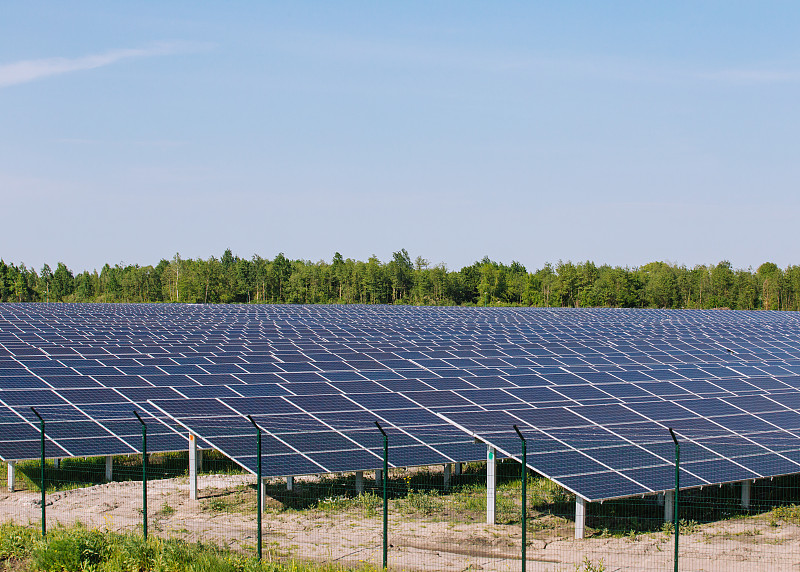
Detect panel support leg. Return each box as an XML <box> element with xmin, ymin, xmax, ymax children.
<box><xmin>355</xmin><ymin>471</ymin><xmax>364</xmax><ymax>494</ymax></box>
<box><xmin>486</xmin><ymin>445</ymin><xmax>496</xmax><ymax>524</ymax></box>
<box><xmin>105</xmin><ymin>456</ymin><xmax>113</xmax><ymax>482</ymax></box>
<box><xmin>575</xmin><ymin>496</ymin><xmax>586</xmax><ymax>539</ymax></box>
<box><xmin>741</xmin><ymin>480</ymin><xmax>751</xmax><ymax>509</ymax></box>
<box><xmin>375</xmin><ymin>469</ymin><xmax>383</xmax><ymax>485</ymax></box>
<box><xmin>7</xmin><ymin>462</ymin><xmax>15</xmax><ymax>492</ymax></box>
<box><xmin>54</xmin><ymin>458</ymin><xmax>60</xmax><ymax>469</ymax></box>
<box><xmin>189</xmin><ymin>434</ymin><xmax>198</xmax><ymax>501</ymax></box>
<box><xmin>665</xmin><ymin>490</ymin><xmax>674</xmax><ymax>523</ymax></box>
<box><xmin>443</xmin><ymin>464</ymin><xmax>451</xmax><ymax>489</ymax></box>
<box><xmin>286</xmin><ymin>476</ymin><xmax>294</xmax><ymax>491</ymax></box>
<box><xmin>196</xmin><ymin>448</ymin><xmax>203</xmax><ymax>472</ymax></box>
<box><xmin>260</xmin><ymin>478</ymin><xmax>266</xmax><ymax>513</ymax></box>
<box><xmin>657</xmin><ymin>492</ymin><xmax>665</xmax><ymax>506</ymax></box>
<box><xmin>454</xmin><ymin>462</ymin><xmax>462</xmax><ymax>476</ymax></box>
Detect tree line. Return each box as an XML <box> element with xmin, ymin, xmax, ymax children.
<box><xmin>1</xmin><ymin>249</ymin><xmax>798</xmax><ymax>311</ymax></box>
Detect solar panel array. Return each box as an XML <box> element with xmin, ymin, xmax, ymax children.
<box><xmin>2</xmin><ymin>303</ymin><xmax>800</xmax><ymax>501</ymax></box>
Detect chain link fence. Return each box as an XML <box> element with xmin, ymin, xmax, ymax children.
<box><xmin>3</xmin><ymin>424</ymin><xmax>800</xmax><ymax>571</ymax></box>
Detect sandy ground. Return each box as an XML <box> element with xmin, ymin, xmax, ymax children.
<box><xmin>2</xmin><ymin>475</ymin><xmax>800</xmax><ymax>571</ymax></box>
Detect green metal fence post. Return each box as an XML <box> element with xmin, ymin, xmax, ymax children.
<box><xmin>247</xmin><ymin>415</ymin><xmax>263</xmax><ymax>561</ymax></box>
<box><xmin>669</xmin><ymin>427</ymin><xmax>680</xmax><ymax>572</ymax></box>
<box><xmin>134</xmin><ymin>411</ymin><xmax>147</xmax><ymax>540</ymax></box>
<box><xmin>375</xmin><ymin>421</ymin><xmax>388</xmax><ymax>570</ymax></box>
<box><xmin>30</xmin><ymin>407</ymin><xmax>46</xmax><ymax>538</ymax></box>
<box><xmin>514</xmin><ymin>425</ymin><xmax>527</xmax><ymax>572</ymax></box>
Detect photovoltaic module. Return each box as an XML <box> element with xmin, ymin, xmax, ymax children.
<box><xmin>2</xmin><ymin>304</ymin><xmax>800</xmax><ymax>501</ymax></box>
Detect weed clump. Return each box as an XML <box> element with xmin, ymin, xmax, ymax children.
<box><xmin>767</xmin><ymin>504</ymin><xmax>800</xmax><ymax>525</ymax></box>
<box><xmin>0</xmin><ymin>521</ymin><xmax>377</xmax><ymax>572</ymax></box>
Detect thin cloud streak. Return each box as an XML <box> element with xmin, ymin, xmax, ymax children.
<box><xmin>0</xmin><ymin>42</ymin><xmax>199</xmax><ymax>88</ymax></box>
<box><xmin>273</xmin><ymin>31</ymin><xmax>800</xmax><ymax>86</ymax></box>
<box><xmin>697</xmin><ymin>68</ymin><xmax>800</xmax><ymax>84</ymax></box>
<box><xmin>55</xmin><ymin>138</ymin><xmax>188</xmax><ymax>148</ymax></box>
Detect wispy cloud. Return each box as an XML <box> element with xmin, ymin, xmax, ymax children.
<box><xmin>697</xmin><ymin>67</ymin><xmax>800</xmax><ymax>84</ymax></box>
<box><xmin>55</xmin><ymin>137</ymin><xmax>188</xmax><ymax>148</ymax></box>
<box><xmin>0</xmin><ymin>42</ymin><xmax>201</xmax><ymax>88</ymax></box>
<box><xmin>273</xmin><ymin>31</ymin><xmax>800</xmax><ymax>87</ymax></box>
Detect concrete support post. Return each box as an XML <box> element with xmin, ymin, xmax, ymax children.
<box><xmin>665</xmin><ymin>490</ymin><xmax>674</xmax><ymax>523</ymax></box>
<box><xmin>575</xmin><ymin>496</ymin><xmax>586</xmax><ymax>539</ymax></box>
<box><xmin>375</xmin><ymin>469</ymin><xmax>383</xmax><ymax>484</ymax></box>
<box><xmin>454</xmin><ymin>462</ymin><xmax>462</xmax><ymax>476</ymax></box>
<box><xmin>741</xmin><ymin>480</ymin><xmax>751</xmax><ymax>509</ymax></box>
<box><xmin>7</xmin><ymin>461</ymin><xmax>15</xmax><ymax>492</ymax></box>
<box><xmin>260</xmin><ymin>478</ymin><xmax>266</xmax><ymax>513</ymax></box>
<box><xmin>189</xmin><ymin>433</ymin><xmax>198</xmax><ymax>501</ymax></box>
<box><xmin>443</xmin><ymin>464</ymin><xmax>451</xmax><ymax>489</ymax></box>
<box><xmin>286</xmin><ymin>476</ymin><xmax>294</xmax><ymax>491</ymax></box>
<box><xmin>355</xmin><ymin>471</ymin><xmax>364</xmax><ymax>494</ymax></box>
<box><xmin>105</xmin><ymin>456</ymin><xmax>113</xmax><ymax>482</ymax></box>
<box><xmin>54</xmin><ymin>458</ymin><xmax>60</xmax><ymax>469</ymax></box>
<box><xmin>486</xmin><ymin>445</ymin><xmax>497</xmax><ymax>525</ymax></box>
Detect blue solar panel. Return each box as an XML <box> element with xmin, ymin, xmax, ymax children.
<box><xmin>5</xmin><ymin>304</ymin><xmax>800</xmax><ymax>500</ymax></box>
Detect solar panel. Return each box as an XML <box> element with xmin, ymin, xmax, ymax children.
<box><xmin>4</xmin><ymin>304</ymin><xmax>800</xmax><ymax>501</ymax></box>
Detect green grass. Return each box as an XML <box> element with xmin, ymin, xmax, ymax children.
<box><xmin>574</xmin><ymin>557</ymin><xmax>606</xmax><ymax>572</ymax></box>
<box><xmin>156</xmin><ymin>501</ymin><xmax>176</xmax><ymax>518</ymax></box>
<box><xmin>764</xmin><ymin>503</ymin><xmax>800</xmax><ymax>525</ymax></box>
<box><xmin>0</xmin><ymin>522</ymin><xmax>40</xmax><ymax>561</ymax></box>
<box><xmin>0</xmin><ymin>522</ymin><xmax>379</xmax><ymax>572</ymax></box>
<box><xmin>2</xmin><ymin>451</ymin><xmax>245</xmax><ymax>493</ymax></box>
<box><xmin>11</xmin><ymin>454</ymin><xmax>800</xmax><ymax>540</ymax></box>
<box><xmin>660</xmin><ymin>519</ymin><xmax>701</xmax><ymax>535</ymax></box>
<box><xmin>193</xmin><ymin>462</ymin><xmax>573</xmax><ymax>528</ymax></box>
<box><xmin>202</xmin><ymin>484</ymin><xmax>254</xmax><ymax>514</ymax></box>
<box><xmin>398</xmin><ymin>489</ymin><xmax>443</xmax><ymax>516</ymax></box>
<box><xmin>318</xmin><ymin>492</ymin><xmax>382</xmax><ymax>517</ymax></box>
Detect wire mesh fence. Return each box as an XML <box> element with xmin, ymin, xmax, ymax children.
<box><xmin>4</xmin><ymin>423</ymin><xmax>800</xmax><ymax>571</ymax></box>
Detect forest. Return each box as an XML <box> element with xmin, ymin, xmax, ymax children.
<box><xmin>0</xmin><ymin>249</ymin><xmax>798</xmax><ymax>311</ymax></box>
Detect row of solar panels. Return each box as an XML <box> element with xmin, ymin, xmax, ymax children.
<box><xmin>3</xmin><ymin>304</ymin><xmax>800</xmax><ymax>501</ymax></box>
<box><xmin>2</xmin><ymin>371</ymin><xmax>800</xmax><ymax>404</ymax></box>
<box><xmin>4</xmin><ymin>386</ymin><xmax>800</xmax><ymax>501</ymax></box>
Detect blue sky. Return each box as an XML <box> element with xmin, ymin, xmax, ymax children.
<box><xmin>2</xmin><ymin>2</ymin><xmax>799</xmax><ymax>273</ymax></box>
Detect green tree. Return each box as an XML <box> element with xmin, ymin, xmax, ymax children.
<box><xmin>75</xmin><ymin>271</ymin><xmax>94</xmax><ymax>301</ymax></box>
<box><xmin>364</xmin><ymin>255</ymin><xmax>389</xmax><ymax>303</ymax></box>
<box><xmin>40</xmin><ymin>264</ymin><xmax>53</xmax><ymax>302</ymax></box>
<box><xmin>734</xmin><ymin>269</ymin><xmax>758</xmax><ymax>310</ymax></box>
<box><xmin>709</xmin><ymin>261</ymin><xmax>735</xmax><ymax>308</ymax></box>
<box><xmin>784</xmin><ymin>266</ymin><xmax>800</xmax><ymax>311</ymax></box>
<box><xmin>51</xmin><ymin>262</ymin><xmax>75</xmax><ymax>301</ymax></box>
<box><xmin>330</xmin><ymin>252</ymin><xmax>345</xmax><ymax>301</ymax></box>
<box><xmin>477</xmin><ymin>257</ymin><xmax>505</xmax><ymax>306</ymax></box>
<box><xmin>505</xmin><ymin>261</ymin><xmax>527</xmax><ymax>305</ymax></box>
<box><xmin>757</xmin><ymin>262</ymin><xmax>781</xmax><ymax>310</ymax></box>
<box><xmin>388</xmin><ymin>249</ymin><xmax>414</xmax><ymax>303</ymax></box>
<box><xmin>575</xmin><ymin>261</ymin><xmax>599</xmax><ymax>307</ymax></box>
<box><xmin>640</xmin><ymin>262</ymin><xmax>678</xmax><ymax>309</ymax></box>
<box><xmin>272</xmin><ymin>253</ymin><xmax>292</xmax><ymax>302</ymax></box>
<box><xmin>556</xmin><ymin>261</ymin><xmax>579</xmax><ymax>307</ymax></box>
